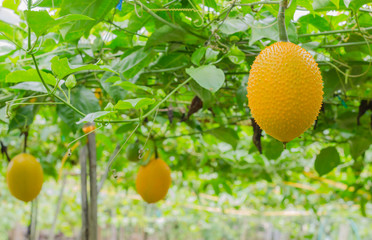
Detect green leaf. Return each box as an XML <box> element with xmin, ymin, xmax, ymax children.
<box><xmin>9</xmin><ymin>106</ymin><xmax>35</xmax><ymax>132</ymax></box>
<box><xmin>204</xmin><ymin>0</ymin><xmax>217</xmax><ymax>9</ymax></box>
<box><xmin>263</xmin><ymin>138</ymin><xmax>283</xmax><ymax>160</ymax></box>
<box><xmin>76</xmin><ymin>111</ymin><xmax>111</xmax><ymax>124</ymax></box>
<box><xmin>51</xmin><ymin>56</ymin><xmax>117</xmax><ymax>79</ymax></box>
<box><xmin>236</xmin><ymin>85</ymin><xmax>247</xmax><ymax>111</ymax></box>
<box><xmin>3</xmin><ymin>0</ymin><xmax>21</xmax><ymax>10</ymax></box>
<box><xmin>344</xmin><ymin>0</ymin><xmax>372</xmax><ymax>10</ymax></box>
<box><xmin>298</xmin><ymin>0</ymin><xmax>313</xmax><ymax>11</ymax></box>
<box><xmin>298</xmin><ymin>14</ymin><xmax>332</xmax><ymax>32</ymax></box>
<box><xmin>0</xmin><ymin>107</ymin><xmax>9</xmax><ymax>124</ymax></box>
<box><xmin>228</xmin><ymin>45</ymin><xmax>245</xmax><ymax>65</ymax></box>
<box><xmin>220</xmin><ymin>19</ymin><xmax>249</xmax><ymax>35</ymax></box>
<box><xmin>6</xmin><ymin>69</ymin><xmax>57</xmax><ymax>86</ymax></box>
<box><xmin>57</xmin><ymin>86</ymin><xmax>100</xmax><ymax>133</ymax></box>
<box><xmin>186</xmin><ymin>65</ymin><xmax>225</xmax><ymax>93</ymax></box>
<box><xmin>189</xmin><ymin>80</ymin><xmax>214</xmax><ymax>109</ymax></box>
<box><xmin>313</xmin><ymin>0</ymin><xmax>346</xmax><ymax>11</ymax></box>
<box><xmin>146</xmin><ymin>25</ymin><xmax>198</xmax><ymax>47</ymax></box>
<box><xmin>33</xmin><ymin>0</ymin><xmax>63</xmax><ymax>7</ymax></box>
<box><xmin>349</xmin><ymin>137</ymin><xmax>372</xmax><ymax>160</ymax></box>
<box><xmin>10</xmin><ymin>82</ymin><xmax>47</xmax><ymax>93</ymax></box>
<box><xmin>114</xmin><ymin>81</ymin><xmax>153</xmax><ymax>94</ymax></box>
<box><xmin>116</xmin><ymin>123</ymin><xmax>137</xmax><ymax>134</ymax></box>
<box><xmin>204</xmin><ymin>48</ymin><xmax>219</xmax><ymax>63</ymax></box>
<box><xmin>209</xmin><ymin>127</ymin><xmax>239</xmax><ymax>149</ymax></box>
<box><xmin>59</xmin><ymin>0</ymin><xmax>117</xmax><ymax>40</ymax></box>
<box><xmin>191</xmin><ymin>47</ymin><xmax>207</xmax><ymax>66</ymax></box>
<box><xmin>250</xmin><ymin>20</ymin><xmax>278</xmax><ymax>45</ymax></box>
<box><xmin>331</xmin><ymin>0</ymin><xmax>340</xmax><ymax>8</ymax></box>
<box><xmin>222</xmin><ymin>182</ymin><xmax>233</xmax><ymax>195</ymax></box>
<box><xmin>24</xmin><ymin>10</ymin><xmax>94</xmax><ymax>37</ymax></box>
<box><xmin>115</xmin><ymin>98</ymin><xmax>155</xmax><ymax>110</ymax></box>
<box><xmin>314</xmin><ymin>147</ymin><xmax>341</xmax><ymax>176</ymax></box>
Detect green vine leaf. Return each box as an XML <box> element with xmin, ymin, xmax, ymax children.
<box><xmin>186</xmin><ymin>65</ymin><xmax>225</xmax><ymax>93</ymax></box>
<box><xmin>25</xmin><ymin>10</ymin><xmax>94</xmax><ymax>37</ymax></box>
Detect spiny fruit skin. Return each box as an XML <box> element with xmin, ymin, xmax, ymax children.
<box><xmin>6</xmin><ymin>153</ymin><xmax>44</xmax><ymax>202</ymax></box>
<box><xmin>247</xmin><ymin>42</ymin><xmax>323</xmax><ymax>143</ymax></box>
<box><xmin>136</xmin><ymin>158</ymin><xmax>171</xmax><ymax>204</ymax></box>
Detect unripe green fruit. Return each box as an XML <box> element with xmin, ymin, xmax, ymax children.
<box><xmin>126</xmin><ymin>143</ymin><xmax>140</xmax><ymax>162</ymax></box>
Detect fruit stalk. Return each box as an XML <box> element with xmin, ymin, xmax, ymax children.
<box><xmin>278</xmin><ymin>0</ymin><xmax>289</xmax><ymax>42</ymax></box>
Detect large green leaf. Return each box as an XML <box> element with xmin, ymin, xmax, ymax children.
<box><xmin>6</xmin><ymin>69</ymin><xmax>57</xmax><ymax>86</ymax></box>
<box><xmin>298</xmin><ymin>14</ymin><xmax>332</xmax><ymax>32</ymax></box>
<box><xmin>314</xmin><ymin>147</ymin><xmax>341</xmax><ymax>176</ymax></box>
<box><xmin>76</xmin><ymin>111</ymin><xmax>111</xmax><ymax>124</ymax></box>
<box><xmin>57</xmin><ymin>86</ymin><xmax>100</xmax><ymax>132</ymax></box>
<box><xmin>3</xmin><ymin>0</ymin><xmax>21</xmax><ymax>10</ymax></box>
<box><xmin>263</xmin><ymin>138</ymin><xmax>283</xmax><ymax>160</ymax></box>
<box><xmin>209</xmin><ymin>127</ymin><xmax>239</xmax><ymax>149</ymax></box>
<box><xmin>33</xmin><ymin>0</ymin><xmax>63</xmax><ymax>7</ymax></box>
<box><xmin>220</xmin><ymin>18</ymin><xmax>249</xmax><ymax>35</ymax></box>
<box><xmin>349</xmin><ymin>137</ymin><xmax>372</xmax><ymax>160</ymax></box>
<box><xmin>24</xmin><ymin>10</ymin><xmax>93</xmax><ymax>37</ymax></box>
<box><xmin>100</xmin><ymin>47</ymin><xmax>154</xmax><ymax>102</ymax></box>
<box><xmin>51</xmin><ymin>56</ymin><xmax>117</xmax><ymax>79</ymax></box>
<box><xmin>115</xmin><ymin>98</ymin><xmax>155</xmax><ymax>110</ymax></box>
<box><xmin>146</xmin><ymin>25</ymin><xmax>198</xmax><ymax>47</ymax></box>
<box><xmin>59</xmin><ymin>0</ymin><xmax>117</xmax><ymax>40</ymax></box>
<box><xmin>344</xmin><ymin>0</ymin><xmax>372</xmax><ymax>10</ymax></box>
<box><xmin>186</xmin><ymin>65</ymin><xmax>225</xmax><ymax>93</ymax></box>
<box><xmin>8</xmin><ymin>105</ymin><xmax>35</xmax><ymax>132</ymax></box>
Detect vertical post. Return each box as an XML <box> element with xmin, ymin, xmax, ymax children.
<box><xmin>278</xmin><ymin>0</ymin><xmax>289</xmax><ymax>42</ymax></box>
<box><xmin>87</xmin><ymin>124</ymin><xmax>98</xmax><ymax>240</ymax></box>
<box><xmin>80</xmin><ymin>146</ymin><xmax>89</xmax><ymax>240</ymax></box>
<box><xmin>29</xmin><ymin>198</ymin><xmax>38</xmax><ymax>240</ymax></box>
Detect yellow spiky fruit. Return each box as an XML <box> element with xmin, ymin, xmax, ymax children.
<box><xmin>247</xmin><ymin>42</ymin><xmax>323</xmax><ymax>143</ymax></box>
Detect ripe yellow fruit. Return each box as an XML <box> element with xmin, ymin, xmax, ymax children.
<box><xmin>247</xmin><ymin>42</ymin><xmax>323</xmax><ymax>143</ymax></box>
<box><xmin>6</xmin><ymin>153</ymin><xmax>44</xmax><ymax>202</ymax></box>
<box><xmin>136</xmin><ymin>158</ymin><xmax>171</xmax><ymax>203</ymax></box>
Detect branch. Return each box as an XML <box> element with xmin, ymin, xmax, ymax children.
<box><xmin>299</xmin><ymin>26</ymin><xmax>372</xmax><ymax>38</ymax></box>
<box><xmin>236</xmin><ymin>1</ymin><xmax>281</xmax><ymax>6</ymax></box>
<box><xmin>320</xmin><ymin>41</ymin><xmax>372</xmax><ymax>48</ymax></box>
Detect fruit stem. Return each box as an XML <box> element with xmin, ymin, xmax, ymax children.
<box><xmin>278</xmin><ymin>0</ymin><xmax>289</xmax><ymax>42</ymax></box>
<box><xmin>283</xmin><ymin>142</ymin><xmax>287</xmax><ymax>149</ymax></box>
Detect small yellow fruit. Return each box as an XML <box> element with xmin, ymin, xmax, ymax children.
<box><xmin>136</xmin><ymin>158</ymin><xmax>171</xmax><ymax>203</ymax></box>
<box><xmin>247</xmin><ymin>42</ymin><xmax>323</xmax><ymax>143</ymax></box>
<box><xmin>6</xmin><ymin>153</ymin><xmax>44</xmax><ymax>202</ymax></box>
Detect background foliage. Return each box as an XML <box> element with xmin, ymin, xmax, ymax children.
<box><xmin>0</xmin><ymin>0</ymin><xmax>372</xmax><ymax>238</ymax></box>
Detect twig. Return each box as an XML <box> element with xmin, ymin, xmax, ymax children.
<box><xmin>236</xmin><ymin>1</ymin><xmax>280</xmax><ymax>6</ymax></box>
<box><xmin>320</xmin><ymin>41</ymin><xmax>371</xmax><ymax>48</ymax></box>
<box><xmin>97</xmin><ymin>123</ymin><xmax>141</xmax><ymax>194</ymax></box>
<box><xmin>299</xmin><ymin>26</ymin><xmax>372</xmax><ymax>38</ymax></box>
